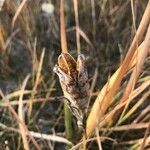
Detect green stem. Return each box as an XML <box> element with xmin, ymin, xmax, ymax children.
<box><xmin>64</xmin><ymin>100</ymin><xmax>73</xmax><ymax>147</ymax></box>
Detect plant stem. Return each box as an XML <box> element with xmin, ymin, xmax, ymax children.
<box><xmin>64</xmin><ymin>100</ymin><xmax>73</xmax><ymax>148</ymax></box>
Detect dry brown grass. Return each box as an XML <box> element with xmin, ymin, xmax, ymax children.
<box><xmin>0</xmin><ymin>0</ymin><xmax>149</xmax><ymax>149</ymax></box>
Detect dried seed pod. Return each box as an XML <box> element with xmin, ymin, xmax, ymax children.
<box><xmin>54</xmin><ymin>53</ymin><xmax>89</xmax><ymax>129</ymax></box>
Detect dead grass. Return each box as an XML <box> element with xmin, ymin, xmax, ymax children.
<box><xmin>0</xmin><ymin>0</ymin><xmax>149</xmax><ymax>149</ymax></box>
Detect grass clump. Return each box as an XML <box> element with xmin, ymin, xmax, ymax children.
<box><xmin>0</xmin><ymin>0</ymin><xmax>149</xmax><ymax>149</ymax></box>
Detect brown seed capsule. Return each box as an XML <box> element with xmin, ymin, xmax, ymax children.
<box><xmin>54</xmin><ymin>53</ymin><xmax>89</xmax><ymax>128</ymax></box>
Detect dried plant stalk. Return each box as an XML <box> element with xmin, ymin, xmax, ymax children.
<box><xmin>0</xmin><ymin>24</ymin><xmax>5</xmax><ymax>50</ymax></box>
<box><xmin>18</xmin><ymin>75</ymin><xmax>30</xmax><ymax>150</ymax></box>
<box><xmin>60</xmin><ymin>0</ymin><xmax>68</xmax><ymax>53</ymax></box>
<box><xmin>73</xmin><ymin>0</ymin><xmax>81</xmax><ymax>54</ymax></box>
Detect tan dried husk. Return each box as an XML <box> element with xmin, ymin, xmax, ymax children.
<box><xmin>58</xmin><ymin>53</ymin><xmax>77</xmax><ymax>76</ymax></box>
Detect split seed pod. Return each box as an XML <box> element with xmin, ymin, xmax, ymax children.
<box><xmin>53</xmin><ymin>53</ymin><xmax>89</xmax><ymax>128</ymax></box>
